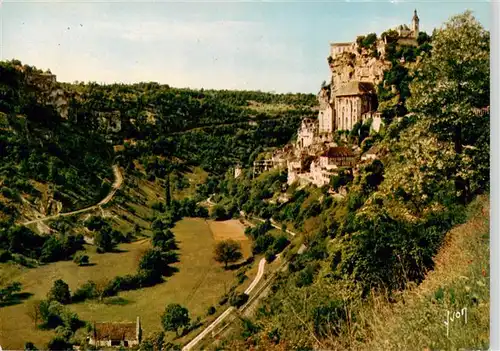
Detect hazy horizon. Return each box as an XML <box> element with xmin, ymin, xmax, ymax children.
<box><xmin>0</xmin><ymin>0</ymin><xmax>490</xmax><ymax>94</ymax></box>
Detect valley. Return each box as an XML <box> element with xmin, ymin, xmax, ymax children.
<box><xmin>0</xmin><ymin>7</ymin><xmax>491</xmax><ymax>351</ymax></box>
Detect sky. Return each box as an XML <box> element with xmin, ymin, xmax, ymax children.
<box><xmin>0</xmin><ymin>0</ymin><xmax>491</xmax><ymax>93</ymax></box>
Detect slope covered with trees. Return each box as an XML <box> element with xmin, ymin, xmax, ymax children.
<box><xmin>209</xmin><ymin>11</ymin><xmax>490</xmax><ymax>350</ymax></box>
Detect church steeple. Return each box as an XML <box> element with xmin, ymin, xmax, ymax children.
<box><xmin>412</xmin><ymin>9</ymin><xmax>420</xmax><ymax>39</ymax></box>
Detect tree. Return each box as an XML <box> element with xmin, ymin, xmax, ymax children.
<box><xmin>406</xmin><ymin>11</ymin><xmax>490</xmax><ymax>203</ymax></box>
<box><xmin>47</xmin><ymin>337</ymin><xmax>72</xmax><ymax>351</ymax></box>
<box><xmin>165</xmin><ymin>173</ymin><xmax>172</xmax><ymax>208</ymax></box>
<box><xmin>0</xmin><ymin>281</ymin><xmax>22</xmax><ymax>303</ymax></box>
<box><xmin>161</xmin><ymin>303</ymin><xmax>190</xmax><ymax>336</ymax></box>
<box><xmin>47</xmin><ymin>279</ymin><xmax>71</xmax><ymax>304</ymax></box>
<box><xmin>26</xmin><ymin>299</ymin><xmax>43</xmax><ymax>327</ymax></box>
<box><xmin>214</xmin><ymin>240</ymin><xmax>243</xmax><ymax>268</ymax></box>
<box><xmin>73</xmin><ymin>254</ymin><xmax>89</xmax><ymax>266</ymax></box>
<box><xmin>210</xmin><ymin>205</ymin><xmax>227</xmax><ymax>220</ymax></box>
<box><xmin>24</xmin><ymin>342</ymin><xmax>38</xmax><ymax>351</ymax></box>
<box><xmin>94</xmin><ymin>278</ymin><xmax>111</xmax><ymax>302</ymax></box>
<box><xmin>152</xmin><ymin>229</ymin><xmax>176</xmax><ymax>251</ymax></box>
<box><xmin>139</xmin><ymin>248</ymin><xmax>178</xmax><ymax>275</ymax></box>
<box><xmin>94</xmin><ymin>227</ymin><xmax>115</xmax><ymax>253</ymax></box>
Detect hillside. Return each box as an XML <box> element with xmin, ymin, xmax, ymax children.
<box><xmin>0</xmin><ymin>59</ymin><xmax>318</xmax><ymax>349</ymax></box>
<box><xmin>193</xmin><ymin>11</ymin><xmax>490</xmax><ymax>351</ymax></box>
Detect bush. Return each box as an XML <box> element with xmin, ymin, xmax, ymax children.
<box><xmin>229</xmin><ymin>292</ymin><xmax>249</xmax><ymax>308</ymax></box>
<box><xmin>0</xmin><ymin>249</ymin><xmax>12</xmax><ymax>263</ymax></box>
<box><xmin>272</xmin><ymin>235</ymin><xmax>290</xmax><ymax>253</ymax></box>
<box><xmin>73</xmin><ymin>254</ymin><xmax>89</xmax><ymax>266</ymax></box>
<box><xmin>72</xmin><ymin>281</ymin><xmax>97</xmax><ymax>303</ymax></box>
<box><xmin>207</xmin><ymin>306</ymin><xmax>216</xmax><ymax>316</ymax></box>
<box><xmin>265</xmin><ymin>250</ymin><xmax>276</xmax><ymax>263</ymax></box>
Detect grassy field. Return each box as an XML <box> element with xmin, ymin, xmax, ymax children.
<box><xmin>207</xmin><ymin>219</ymin><xmax>252</xmax><ymax>259</ymax></box>
<box><xmin>70</xmin><ymin>218</ymin><xmax>252</xmax><ymax>343</ymax></box>
<box><xmin>0</xmin><ymin>217</ymin><xmax>255</xmax><ymax>349</ymax></box>
<box><xmin>0</xmin><ymin>239</ymin><xmax>149</xmax><ymax>348</ymax></box>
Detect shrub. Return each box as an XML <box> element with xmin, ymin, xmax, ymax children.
<box><xmin>229</xmin><ymin>292</ymin><xmax>249</xmax><ymax>308</ymax></box>
<box><xmin>73</xmin><ymin>254</ymin><xmax>89</xmax><ymax>266</ymax></box>
<box><xmin>265</xmin><ymin>250</ymin><xmax>276</xmax><ymax>263</ymax></box>
<box><xmin>47</xmin><ymin>280</ymin><xmax>71</xmax><ymax>305</ymax></box>
<box><xmin>0</xmin><ymin>250</ymin><xmax>12</xmax><ymax>263</ymax></box>
<box><xmin>72</xmin><ymin>281</ymin><xmax>97</xmax><ymax>303</ymax></box>
<box><xmin>207</xmin><ymin>306</ymin><xmax>216</xmax><ymax>316</ymax></box>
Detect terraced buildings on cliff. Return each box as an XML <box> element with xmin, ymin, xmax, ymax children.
<box><xmin>265</xmin><ymin>10</ymin><xmax>421</xmax><ymax>188</ymax></box>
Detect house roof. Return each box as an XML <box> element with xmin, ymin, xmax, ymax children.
<box><xmin>94</xmin><ymin>322</ymin><xmax>137</xmax><ymax>340</ymax></box>
<box><xmin>335</xmin><ymin>81</ymin><xmax>375</xmax><ymax>97</ymax></box>
<box><xmin>330</xmin><ymin>42</ymin><xmax>355</xmax><ymax>47</ymax></box>
<box><xmin>321</xmin><ymin>147</ymin><xmax>355</xmax><ymax>158</ymax></box>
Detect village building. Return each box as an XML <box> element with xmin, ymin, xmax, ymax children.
<box><xmin>288</xmin><ymin>147</ymin><xmax>356</xmax><ymax>187</ymax></box>
<box><xmin>297</xmin><ymin>118</ymin><xmax>318</xmax><ymax>148</ymax></box>
<box><xmin>360</xmin><ymin>146</ymin><xmax>379</xmax><ymax>162</ymax></box>
<box><xmin>88</xmin><ymin>317</ymin><xmax>142</xmax><ymax>348</ymax></box>
<box><xmin>281</xmin><ymin>10</ymin><xmax>421</xmax><ymax>188</ymax></box>
<box><xmin>317</xmin><ymin>85</ymin><xmax>335</xmax><ymax>134</ymax></box>
<box><xmin>333</xmin><ymin>81</ymin><xmax>377</xmax><ymax>131</ymax></box>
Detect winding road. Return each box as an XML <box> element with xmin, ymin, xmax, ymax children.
<box><xmin>244</xmin><ymin>258</ymin><xmax>266</xmax><ymax>295</ymax></box>
<box><xmin>182</xmin><ymin>257</ymin><xmax>267</xmax><ymax>351</ymax></box>
<box><xmin>21</xmin><ymin>165</ymin><xmax>123</xmax><ymax>226</ymax></box>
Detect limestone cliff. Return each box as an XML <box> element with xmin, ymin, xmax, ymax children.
<box><xmin>24</xmin><ymin>70</ymin><xmax>71</xmax><ymax>119</ymax></box>
<box><xmin>328</xmin><ymin>46</ymin><xmax>392</xmax><ymax>94</ymax></box>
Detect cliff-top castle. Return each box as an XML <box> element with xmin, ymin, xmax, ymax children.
<box><xmin>253</xmin><ymin>10</ymin><xmax>421</xmax><ymax>190</ymax></box>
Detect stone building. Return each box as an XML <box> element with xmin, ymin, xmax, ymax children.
<box><xmin>397</xmin><ymin>9</ymin><xmax>419</xmax><ymax>39</ymax></box>
<box><xmin>288</xmin><ymin>147</ymin><xmax>356</xmax><ymax>187</ymax></box>
<box><xmin>318</xmin><ymin>85</ymin><xmax>335</xmax><ymax>134</ymax></box>
<box><xmin>334</xmin><ymin>81</ymin><xmax>376</xmax><ymax>131</ymax></box>
<box><xmin>88</xmin><ymin>317</ymin><xmax>142</xmax><ymax>347</ymax></box>
<box><xmin>319</xmin><ymin>147</ymin><xmax>356</xmax><ymax>169</ymax></box>
<box><xmin>330</xmin><ymin>42</ymin><xmax>357</xmax><ymax>60</ymax></box>
<box><xmin>297</xmin><ymin>118</ymin><xmax>318</xmax><ymax>148</ymax></box>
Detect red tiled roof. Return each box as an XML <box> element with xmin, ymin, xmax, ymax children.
<box><xmin>321</xmin><ymin>147</ymin><xmax>355</xmax><ymax>158</ymax></box>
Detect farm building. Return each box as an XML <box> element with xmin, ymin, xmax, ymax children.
<box><xmin>88</xmin><ymin>317</ymin><xmax>142</xmax><ymax>347</ymax></box>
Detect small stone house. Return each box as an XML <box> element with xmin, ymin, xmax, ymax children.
<box><xmin>297</xmin><ymin>118</ymin><xmax>318</xmax><ymax>148</ymax></box>
<box><xmin>88</xmin><ymin>317</ymin><xmax>142</xmax><ymax>347</ymax></box>
<box><xmin>319</xmin><ymin>147</ymin><xmax>356</xmax><ymax>168</ymax></box>
<box><xmin>361</xmin><ymin>146</ymin><xmax>379</xmax><ymax>162</ymax></box>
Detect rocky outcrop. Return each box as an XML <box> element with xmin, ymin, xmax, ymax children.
<box><xmin>25</xmin><ymin>71</ymin><xmax>71</xmax><ymax>119</ymax></box>
<box><xmin>329</xmin><ymin>48</ymin><xmax>391</xmax><ymax>91</ymax></box>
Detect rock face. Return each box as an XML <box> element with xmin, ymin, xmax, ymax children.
<box><xmin>329</xmin><ymin>46</ymin><xmax>391</xmax><ymax>95</ymax></box>
<box><xmin>25</xmin><ymin>71</ymin><xmax>71</xmax><ymax>119</ymax></box>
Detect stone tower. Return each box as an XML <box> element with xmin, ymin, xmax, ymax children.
<box><xmin>412</xmin><ymin>9</ymin><xmax>420</xmax><ymax>39</ymax></box>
